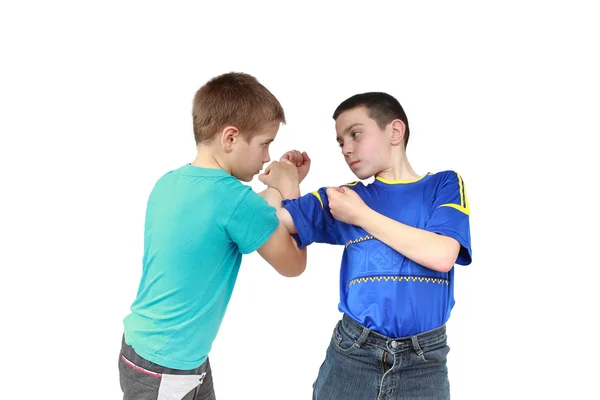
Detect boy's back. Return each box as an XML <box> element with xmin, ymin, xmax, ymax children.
<box><xmin>124</xmin><ymin>164</ymin><xmax>278</xmax><ymax>369</ymax></box>
<box><xmin>119</xmin><ymin>72</ymin><xmax>307</xmax><ymax>400</ymax></box>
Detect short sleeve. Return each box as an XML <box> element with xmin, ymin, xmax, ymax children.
<box><xmin>282</xmin><ymin>187</ymin><xmax>344</xmax><ymax>248</ymax></box>
<box><xmin>425</xmin><ymin>171</ymin><xmax>472</xmax><ymax>265</ymax></box>
<box><xmin>226</xmin><ymin>189</ymin><xmax>279</xmax><ymax>254</ymax></box>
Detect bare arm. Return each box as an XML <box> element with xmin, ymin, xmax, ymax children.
<box><xmin>257</xmin><ymin>222</ymin><xmax>306</xmax><ymax>277</ymax></box>
<box><xmin>276</xmin><ymin>207</ymin><xmax>297</xmax><ymax>234</ymax></box>
<box><xmin>357</xmin><ymin>209</ymin><xmax>460</xmax><ymax>273</ymax></box>
<box><xmin>257</xmin><ymin>187</ymin><xmax>305</xmax><ymax>276</ymax></box>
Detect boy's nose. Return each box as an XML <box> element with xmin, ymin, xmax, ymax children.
<box><xmin>342</xmin><ymin>143</ymin><xmax>353</xmax><ymax>155</ymax></box>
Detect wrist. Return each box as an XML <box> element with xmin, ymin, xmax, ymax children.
<box><xmin>355</xmin><ymin>205</ymin><xmax>375</xmax><ymax>228</ymax></box>
<box><xmin>264</xmin><ymin>187</ymin><xmax>284</xmax><ymax>208</ymax></box>
<box><xmin>281</xmin><ymin>180</ymin><xmax>300</xmax><ymax>199</ymax></box>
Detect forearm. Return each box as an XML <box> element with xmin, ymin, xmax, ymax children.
<box><xmin>260</xmin><ymin>187</ymin><xmax>283</xmax><ymax>209</ymax></box>
<box><xmin>257</xmin><ymin>222</ymin><xmax>307</xmax><ymax>277</ymax></box>
<box><xmin>267</xmin><ymin>179</ymin><xmax>300</xmax><ymax>200</ymax></box>
<box><xmin>281</xmin><ymin>233</ymin><xmax>307</xmax><ymax>276</ymax></box>
<box><xmin>358</xmin><ymin>208</ymin><xmax>460</xmax><ymax>272</ymax></box>
<box><xmin>260</xmin><ymin>185</ymin><xmax>299</xmax><ymax>234</ymax></box>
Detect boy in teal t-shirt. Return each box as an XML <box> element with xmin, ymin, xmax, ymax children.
<box><xmin>119</xmin><ymin>72</ymin><xmax>310</xmax><ymax>400</ymax></box>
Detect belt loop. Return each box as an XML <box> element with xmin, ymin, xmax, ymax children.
<box><xmin>411</xmin><ymin>335</ymin><xmax>423</xmax><ymax>356</ymax></box>
<box><xmin>355</xmin><ymin>327</ymin><xmax>370</xmax><ymax>348</ymax></box>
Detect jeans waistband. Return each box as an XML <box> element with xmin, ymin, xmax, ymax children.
<box><xmin>340</xmin><ymin>314</ymin><xmax>447</xmax><ymax>355</ymax></box>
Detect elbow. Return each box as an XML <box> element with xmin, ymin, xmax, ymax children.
<box><xmin>278</xmin><ymin>249</ymin><xmax>307</xmax><ymax>277</ymax></box>
<box><xmin>434</xmin><ymin>259</ymin><xmax>455</xmax><ymax>273</ymax></box>
<box><xmin>278</xmin><ymin>261</ymin><xmax>306</xmax><ymax>277</ymax></box>
<box><xmin>431</xmin><ymin>249</ymin><xmax>459</xmax><ymax>272</ymax></box>
<box><xmin>429</xmin><ymin>237</ymin><xmax>460</xmax><ymax>272</ymax></box>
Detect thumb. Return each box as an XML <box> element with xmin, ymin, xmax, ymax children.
<box><xmin>263</xmin><ymin>163</ymin><xmax>273</xmax><ymax>175</ymax></box>
<box><xmin>302</xmin><ymin>151</ymin><xmax>311</xmax><ymax>164</ymax></box>
<box><xmin>258</xmin><ymin>173</ymin><xmax>268</xmax><ymax>184</ymax></box>
<box><xmin>326</xmin><ymin>187</ymin><xmax>336</xmax><ymax>199</ymax></box>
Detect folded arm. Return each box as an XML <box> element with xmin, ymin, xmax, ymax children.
<box><xmin>357</xmin><ymin>209</ymin><xmax>460</xmax><ymax>273</ymax></box>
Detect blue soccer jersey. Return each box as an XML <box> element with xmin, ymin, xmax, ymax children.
<box><xmin>282</xmin><ymin>171</ymin><xmax>472</xmax><ymax>338</ymax></box>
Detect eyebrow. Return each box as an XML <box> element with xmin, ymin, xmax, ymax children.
<box><xmin>336</xmin><ymin>123</ymin><xmax>364</xmax><ymax>141</ymax></box>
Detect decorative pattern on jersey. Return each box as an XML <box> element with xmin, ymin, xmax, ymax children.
<box><xmin>345</xmin><ymin>235</ymin><xmax>375</xmax><ymax>248</ymax></box>
<box><xmin>348</xmin><ymin>275</ymin><xmax>449</xmax><ymax>287</ymax></box>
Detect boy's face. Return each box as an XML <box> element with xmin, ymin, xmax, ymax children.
<box><xmin>335</xmin><ymin>107</ymin><xmax>392</xmax><ymax>180</ymax></box>
<box><xmin>230</xmin><ymin>121</ymin><xmax>279</xmax><ymax>182</ymax></box>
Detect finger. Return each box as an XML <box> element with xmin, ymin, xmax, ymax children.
<box><xmin>293</xmin><ymin>150</ymin><xmax>303</xmax><ymax>166</ymax></box>
<box><xmin>301</xmin><ymin>151</ymin><xmax>311</xmax><ymax>164</ymax></box>
<box><xmin>279</xmin><ymin>151</ymin><xmax>294</xmax><ymax>163</ymax></box>
<box><xmin>258</xmin><ymin>173</ymin><xmax>267</xmax><ymax>184</ymax></box>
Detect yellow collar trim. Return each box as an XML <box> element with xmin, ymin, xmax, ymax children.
<box><xmin>375</xmin><ymin>173</ymin><xmax>430</xmax><ymax>184</ymax></box>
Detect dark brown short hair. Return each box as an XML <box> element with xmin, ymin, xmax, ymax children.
<box><xmin>192</xmin><ymin>72</ymin><xmax>286</xmax><ymax>144</ymax></box>
<box><xmin>333</xmin><ymin>92</ymin><xmax>410</xmax><ymax>148</ymax></box>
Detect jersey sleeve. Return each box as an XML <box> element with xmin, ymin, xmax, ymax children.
<box><xmin>281</xmin><ymin>187</ymin><xmax>344</xmax><ymax>248</ymax></box>
<box><xmin>425</xmin><ymin>171</ymin><xmax>472</xmax><ymax>265</ymax></box>
<box><xmin>226</xmin><ymin>188</ymin><xmax>279</xmax><ymax>254</ymax></box>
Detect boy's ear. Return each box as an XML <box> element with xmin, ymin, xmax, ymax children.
<box><xmin>220</xmin><ymin>126</ymin><xmax>240</xmax><ymax>152</ymax></box>
<box><xmin>390</xmin><ymin>120</ymin><xmax>406</xmax><ymax>146</ymax></box>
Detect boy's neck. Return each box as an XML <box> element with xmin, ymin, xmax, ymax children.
<box><xmin>375</xmin><ymin>153</ymin><xmax>420</xmax><ymax>181</ymax></box>
<box><xmin>191</xmin><ymin>144</ymin><xmax>231</xmax><ymax>174</ymax></box>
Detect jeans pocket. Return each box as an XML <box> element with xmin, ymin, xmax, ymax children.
<box><xmin>119</xmin><ymin>353</ymin><xmax>162</xmax><ymax>392</ymax></box>
<box><xmin>331</xmin><ymin>321</ymin><xmax>358</xmax><ymax>354</ymax></box>
<box><xmin>417</xmin><ymin>342</ymin><xmax>450</xmax><ymax>364</ymax></box>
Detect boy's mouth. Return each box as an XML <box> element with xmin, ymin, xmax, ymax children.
<box><xmin>349</xmin><ymin>160</ymin><xmax>360</xmax><ymax>168</ymax></box>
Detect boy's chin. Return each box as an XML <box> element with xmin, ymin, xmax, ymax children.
<box><xmin>352</xmin><ymin>170</ymin><xmax>373</xmax><ymax>180</ymax></box>
<box><xmin>232</xmin><ymin>171</ymin><xmax>254</xmax><ymax>182</ymax></box>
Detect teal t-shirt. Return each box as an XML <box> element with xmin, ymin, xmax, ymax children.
<box><xmin>123</xmin><ymin>164</ymin><xmax>279</xmax><ymax>369</ymax></box>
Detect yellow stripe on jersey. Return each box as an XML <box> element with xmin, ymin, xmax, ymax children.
<box><xmin>439</xmin><ymin>172</ymin><xmax>470</xmax><ymax>215</ymax></box>
<box><xmin>311</xmin><ymin>182</ymin><xmax>358</xmax><ymax>209</ymax></box>
<box><xmin>311</xmin><ymin>191</ymin><xmax>324</xmax><ymax>209</ymax></box>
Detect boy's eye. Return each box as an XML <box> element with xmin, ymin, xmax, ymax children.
<box><xmin>351</xmin><ymin>131</ymin><xmax>361</xmax><ymax>138</ymax></box>
<box><xmin>338</xmin><ymin>142</ymin><xmax>343</xmax><ymax>148</ymax></box>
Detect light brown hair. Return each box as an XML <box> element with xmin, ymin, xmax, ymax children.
<box><xmin>192</xmin><ymin>72</ymin><xmax>286</xmax><ymax>144</ymax></box>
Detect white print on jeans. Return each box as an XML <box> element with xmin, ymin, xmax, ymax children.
<box><xmin>157</xmin><ymin>372</ymin><xmax>206</xmax><ymax>400</ymax></box>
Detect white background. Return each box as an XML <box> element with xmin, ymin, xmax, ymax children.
<box><xmin>1</xmin><ymin>1</ymin><xmax>598</xmax><ymax>399</ymax></box>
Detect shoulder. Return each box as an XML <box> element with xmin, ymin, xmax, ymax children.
<box><xmin>316</xmin><ymin>180</ymin><xmax>366</xmax><ymax>197</ymax></box>
<box><xmin>229</xmin><ymin>181</ymin><xmax>266</xmax><ymax>210</ymax></box>
<box><xmin>428</xmin><ymin>170</ymin><xmax>466</xmax><ymax>185</ymax></box>
<box><xmin>340</xmin><ymin>180</ymin><xmax>363</xmax><ymax>188</ymax></box>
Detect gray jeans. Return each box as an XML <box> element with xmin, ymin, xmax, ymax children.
<box><xmin>119</xmin><ymin>336</ymin><xmax>216</xmax><ymax>400</ymax></box>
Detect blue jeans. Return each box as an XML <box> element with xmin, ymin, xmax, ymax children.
<box><xmin>313</xmin><ymin>314</ymin><xmax>450</xmax><ymax>400</ymax></box>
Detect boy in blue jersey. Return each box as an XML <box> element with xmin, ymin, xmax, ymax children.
<box><xmin>118</xmin><ymin>72</ymin><xmax>309</xmax><ymax>400</ymax></box>
<box><xmin>262</xmin><ymin>92</ymin><xmax>472</xmax><ymax>399</ymax></box>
